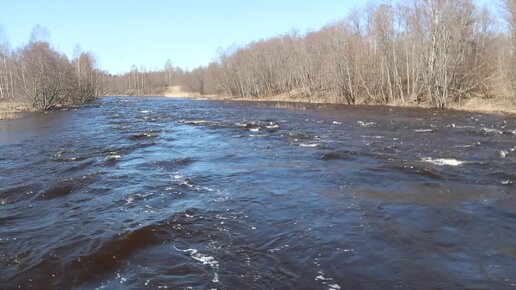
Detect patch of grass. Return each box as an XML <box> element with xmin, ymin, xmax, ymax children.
<box><xmin>0</xmin><ymin>101</ymin><xmax>33</xmax><ymax>120</ymax></box>
<box><xmin>448</xmin><ymin>97</ymin><xmax>516</xmax><ymax>115</ymax></box>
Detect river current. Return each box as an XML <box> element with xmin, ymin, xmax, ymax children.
<box><xmin>0</xmin><ymin>97</ymin><xmax>515</xmax><ymax>289</ymax></box>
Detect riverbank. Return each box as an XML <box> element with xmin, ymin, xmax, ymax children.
<box><xmin>158</xmin><ymin>88</ymin><xmax>516</xmax><ymax>115</ymax></box>
<box><xmin>0</xmin><ymin>102</ymin><xmax>33</xmax><ymax>120</ymax></box>
<box><xmin>5</xmin><ymin>89</ymin><xmax>514</xmax><ymax>119</ymax></box>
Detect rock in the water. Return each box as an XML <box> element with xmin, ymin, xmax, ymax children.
<box><xmin>499</xmin><ymin>150</ymin><xmax>509</xmax><ymax>158</ymax></box>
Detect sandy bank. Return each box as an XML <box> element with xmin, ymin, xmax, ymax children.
<box><xmin>161</xmin><ymin>86</ymin><xmax>202</xmax><ymax>98</ymax></box>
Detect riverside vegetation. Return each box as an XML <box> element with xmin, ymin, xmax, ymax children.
<box><xmin>0</xmin><ymin>27</ymin><xmax>100</xmax><ymax>116</ymax></box>
<box><xmin>1</xmin><ymin>0</ymin><xmax>516</xmax><ymax>115</ymax></box>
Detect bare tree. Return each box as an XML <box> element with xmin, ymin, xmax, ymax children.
<box><xmin>74</xmin><ymin>51</ymin><xmax>99</xmax><ymax>102</ymax></box>
<box><xmin>95</xmin><ymin>0</ymin><xmax>513</xmax><ymax>110</ymax></box>
<box><xmin>18</xmin><ymin>41</ymin><xmax>68</xmax><ymax>109</ymax></box>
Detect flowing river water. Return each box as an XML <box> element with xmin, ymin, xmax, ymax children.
<box><xmin>0</xmin><ymin>97</ymin><xmax>515</xmax><ymax>289</ymax></box>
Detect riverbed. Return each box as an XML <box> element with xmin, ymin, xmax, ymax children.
<box><xmin>1</xmin><ymin>97</ymin><xmax>515</xmax><ymax>289</ymax></box>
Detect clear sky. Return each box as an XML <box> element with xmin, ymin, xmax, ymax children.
<box><xmin>0</xmin><ymin>0</ymin><xmax>368</xmax><ymax>74</ymax></box>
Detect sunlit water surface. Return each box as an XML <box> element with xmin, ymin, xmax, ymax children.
<box><xmin>1</xmin><ymin>97</ymin><xmax>515</xmax><ymax>289</ymax></box>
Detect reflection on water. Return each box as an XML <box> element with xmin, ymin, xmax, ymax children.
<box><xmin>0</xmin><ymin>97</ymin><xmax>515</xmax><ymax>289</ymax></box>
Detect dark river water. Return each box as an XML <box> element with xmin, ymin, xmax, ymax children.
<box><xmin>1</xmin><ymin>97</ymin><xmax>515</xmax><ymax>290</ymax></box>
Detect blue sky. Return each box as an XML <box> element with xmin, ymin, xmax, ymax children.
<box><xmin>0</xmin><ymin>0</ymin><xmax>368</xmax><ymax>74</ymax></box>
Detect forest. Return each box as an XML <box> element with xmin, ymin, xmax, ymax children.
<box><xmin>0</xmin><ymin>27</ymin><xmax>100</xmax><ymax>110</ymax></box>
<box><xmin>1</xmin><ymin>0</ymin><xmax>515</xmax><ymax>110</ymax></box>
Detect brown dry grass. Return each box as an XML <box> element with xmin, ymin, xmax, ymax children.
<box><xmin>109</xmin><ymin>87</ymin><xmax>516</xmax><ymax>115</ymax></box>
<box><xmin>0</xmin><ymin>101</ymin><xmax>33</xmax><ymax>120</ymax></box>
<box><xmin>172</xmin><ymin>91</ymin><xmax>516</xmax><ymax>115</ymax></box>
<box><xmin>186</xmin><ymin>91</ymin><xmax>341</xmax><ymax>104</ymax></box>
<box><xmin>448</xmin><ymin>97</ymin><xmax>516</xmax><ymax>115</ymax></box>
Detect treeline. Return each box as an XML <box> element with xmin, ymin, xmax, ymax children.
<box><xmin>2</xmin><ymin>0</ymin><xmax>515</xmax><ymax>110</ymax></box>
<box><xmin>204</xmin><ymin>0</ymin><xmax>516</xmax><ymax>108</ymax></box>
<box><xmin>0</xmin><ymin>29</ymin><xmax>101</xmax><ymax>110</ymax></box>
<box><xmin>104</xmin><ymin>0</ymin><xmax>516</xmax><ymax>109</ymax></box>
<box><xmin>102</xmin><ymin>60</ymin><xmax>197</xmax><ymax>96</ymax></box>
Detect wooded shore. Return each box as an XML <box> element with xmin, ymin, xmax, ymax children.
<box><xmin>2</xmin><ymin>0</ymin><xmax>515</xmax><ymax>118</ymax></box>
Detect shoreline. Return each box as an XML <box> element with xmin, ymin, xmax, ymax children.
<box><xmin>0</xmin><ymin>102</ymin><xmax>34</xmax><ymax>120</ymax></box>
<box><xmin>3</xmin><ymin>93</ymin><xmax>515</xmax><ymax>120</ymax></box>
<box><xmin>154</xmin><ymin>93</ymin><xmax>516</xmax><ymax>116</ymax></box>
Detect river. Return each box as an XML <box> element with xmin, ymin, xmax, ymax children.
<box><xmin>1</xmin><ymin>97</ymin><xmax>515</xmax><ymax>289</ymax></box>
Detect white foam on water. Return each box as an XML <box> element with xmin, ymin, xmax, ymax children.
<box><xmin>171</xmin><ymin>174</ymin><xmax>215</xmax><ymax>192</ymax></box>
<box><xmin>174</xmin><ymin>245</ymin><xmax>220</xmax><ymax>284</ymax></box>
<box><xmin>361</xmin><ymin>135</ymin><xmax>384</xmax><ymax>139</ymax></box>
<box><xmin>299</xmin><ymin>143</ymin><xmax>320</xmax><ymax>148</ymax></box>
<box><xmin>357</xmin><ymin>121</ymin><xmax>375</xmax><ymax>127</ymax></box>
<box><xmin>174</xmin><ymin>246</ymin><xmax>219</xmax><ymax>268</ymax></box>
<box><xmin>115</xmin><ymin>272</ymin><xmax>127</xmax><ymax>284</ymax></box>
<box><xmin>267</xmin><ymin>244</ymin><xmax>290</xmax><ymax>253</ymax></box>
<box><xmin>481</xmin><ymin>127</ymin><xmax>503</xmax><ymax>134</ymax></box>
<box><xmin>212</xmin><ymin>272</ymin><xmax>220</xmax><ymax>283</ymax></box>
<box><xmin>332</xmin><ymin>121</ymin><xmax>342</xmax><ymax>125</ymax></box>
<box><xmin>249</xmin><ymin>127</ymin><xmax>260</xmax><ymax>132</ymax></box>
<box><xmin>183</xmin><ymin>119</ymin><xmax>208</xmax><ymax>125</ymax></box>
<box><xmin>139</xmin><ymin>110</ymin><xmax>150</xmax><ymax>114</ymax></box>
<box><xmin>315</xmin><ymin>271</ymin><xmax>333</xmax><ymax>281</ymax></box>
<box><xmin>123</xmin><ymin>192</ymin><xmax>154</xmax><ymax>205</ymax></box>
<box><xmin>266</xmin><ymin>124</ymin><xmax>280</xmax><ymax>129</ymax></box>
<box><xmin>454</xmin><ymin>125</ymin><xmax>475</xmax><ymax>129</ymax></box>
<box><xmin>314</xmin><ymin>270</ymin><xmax>341</xmax><ymax>289</ymax></box>
<box><xmin>414</xmin><ymin>129</ymin><xmax>434</xmax><ymax>133</ymax></box>
<box><xmin>422</xmin><ymin>157</ymin><xmax>465</xmax><ymax>166</ymax></box>
<box><xmin>172</xmin><ymin>174</ymin><xmax>194</xmax><ymax>189</ymax></box>
<box><xmin>106</xmin><ymin>154</ymin><xmax>122</xmax><ymax>160</ymax></box>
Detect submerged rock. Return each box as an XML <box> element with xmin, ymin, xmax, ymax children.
<box><xmin>499</xmin><ymin>150</ymin><xmax>509</xmax><ymax>158</ymax></box>
<box><xmin>321</xmin><ymin>152</ymin><xmax>345</xmax><ymax>160</ymax></box>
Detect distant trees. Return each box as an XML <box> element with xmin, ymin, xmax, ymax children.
<box><xmin>74</xmin><ymin>51</ymin><xmax>99</xmax><ymax>103</ymax></box>
<box><xmin>0</xmin><ymin>26</ymin><xmax>101</xmax><ymax>110</ymax></box>
<box><xmin>502</xmin><ymin>0</ymin><xmax>516</xmax><ymax>100</ymax></box>
<box><xmin>4</xmin><ymin>1</ymin><xmax>509</xmax><ymax>111</ymax></box>
<box><xmin>101</xmin><ymin>61</ymin><xmax>191</xmax><ymax>96</ymax></box>
<box><xmin>145</xmin><ymin>0</ymin><xmax>510</xmax><ymax>109</ymax></box>
<box><xmin>0</xmin><ymin>26</ymin><xmax>14</xmax><ymax>102</ymax></box>
<box><xmin>96</xmin><ymin>0</ymin><xmax>515</xmax><ymax>109</ymax></box>
<box><xmin>18</xmin><ymin>42</ymin><xmax>68</xmax><ymax>109</ymax></box>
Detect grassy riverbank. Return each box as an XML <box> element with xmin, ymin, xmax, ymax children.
<box><xmin>4</xmin><ymin>87</ymin><xmax>514</xmax><ymax>120</ymax></box>
<box><xmin>157</xmin><ymin>87</ymin><xmax>516</xmax><ymax>115</ymax></box>
<box><xmin>0</xmin><ymin>102</ymin><xmax>34</xmax><ymax>120</ymax></box>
